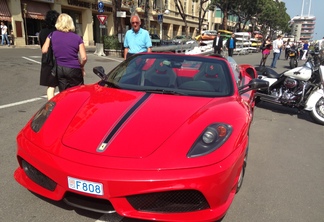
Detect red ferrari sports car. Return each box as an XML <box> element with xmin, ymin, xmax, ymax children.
<box><xmin>14</xmin><ymin>53</ymin><xmax>267</xmax><ymax>221</ymax></box>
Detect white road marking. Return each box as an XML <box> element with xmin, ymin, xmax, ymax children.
<box><xmin>29</xmin><ymin>56</ymin><xmax>42</xmax><ymax>58</ymax></box>
<box><xmin>0</xmin><ymin>55</ymin><xmax>123</xmax><ymax>111</ymax></box>
<box><xmin>22</xmin><ymin>56</ymin><xmax>41</xmax><ymax>64</ymax></box>
<box><xmin>0</xmin><ymin>96</ymin><xmax>47</xmax><ymax>109</ymax></box>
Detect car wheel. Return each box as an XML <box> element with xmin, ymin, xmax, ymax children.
<box><xmin>236</xmin><ymin>153</ymin><xmax>247</xmax><ymax>193</ymax></box>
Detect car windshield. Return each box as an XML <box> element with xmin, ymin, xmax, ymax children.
<box><xmin>104</xmin><ymin>53</ymin><xmax>234</xmax><ymax>97</ymax></box>
<box><xmin>226</xmin><ymin>56</ymin><xmax>240</xmax><ymax>84</ymax></box>
<box><xmin>175</xmin><ymin>36</ymin><xmax>185</xmax><ymax>39</ymax></box>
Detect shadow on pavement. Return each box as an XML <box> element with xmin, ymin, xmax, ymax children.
<box><xmin>256</xmin><ymin>101</ymin><xmax>315</xmax><ymax>124</ymax></box>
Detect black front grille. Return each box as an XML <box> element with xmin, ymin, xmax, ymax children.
<box><xmin>21</xmin><ymin>159</ymin><xmax>57</xmax><ymax>191</ymax></box>
<box><xmin>64</xmin><ymin>192</ymin><xmax>115</xmax><ymax>214</ymax></box>
<box><xmin>126</xmin><ymin>190</ymin><xmax>210</xmax><ymax>213</ymax></box>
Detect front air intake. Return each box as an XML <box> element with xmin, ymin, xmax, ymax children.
<box><xmin>126</xmin><ymin>190</ymin><xmax>210</xmax><ymax>213</ymax></box>
<box><xmin>21</xmin><ymin>159</ymin><xmax>57</xmax><ymax>191</ymax></box>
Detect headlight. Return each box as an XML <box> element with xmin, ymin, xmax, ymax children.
<box><xmin>187</xmin><ymin>123</ymin><xmax>232</xmax><ymax>158</ymax></box>
<box><xmin>31</xmin><ymin>101</ymin><xmax>56</xmax><ymax>132</ymax></box>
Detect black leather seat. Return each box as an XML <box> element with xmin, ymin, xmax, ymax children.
<box><xmin>194</xmin><ymin>63</ymin><xmax>226</xmax><ymax>92</ymax></box>
<box><xmin>144</xmin><ymin>59</ymin><xmax>177</xmax><ymax>88</ymax></box>
<box><xmin>120</xmin><ymin>59</ymin><xmax>143</xmax><ymax>85</ymax></box>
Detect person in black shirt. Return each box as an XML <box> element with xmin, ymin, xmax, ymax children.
<box><xmin>38</xmin><ymin>10</ymin><xmax>60</xmax><ymax>100</ymax></box>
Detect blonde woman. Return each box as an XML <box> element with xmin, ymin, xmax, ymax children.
<box><xmin>42</xmin><ymin>13</ymin><xmax>87</xmax><ymax>92</ymax></box>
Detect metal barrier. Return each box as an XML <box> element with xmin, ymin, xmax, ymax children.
<box><xmin>151</xmin><ymin>43</ymin><xmax>196</xmax><ymax>53</ymax></box>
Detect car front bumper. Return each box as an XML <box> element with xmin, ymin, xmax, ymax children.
<box><xmin>14</xmin><ymin>132</ymin><xmax>247</xmax><ymax>222</ymax></box>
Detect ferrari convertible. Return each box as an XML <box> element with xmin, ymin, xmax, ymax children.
<box><xmin>14</xmin><ymin>53</ymin><xmax>268</xmax><ymax>221</ymax></box>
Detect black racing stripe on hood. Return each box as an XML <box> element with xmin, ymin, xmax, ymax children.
<box><xmin>97</xmin><ymin>93</ymin><xmax>151</xmax><ymax>152</ymax></box>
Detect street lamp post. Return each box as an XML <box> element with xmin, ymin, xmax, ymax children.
<box><xmin>158</xmin><ymin>0</ymin><xmax>170</xmax><ymax>40</ymax></box>
<box><xmin>23</xmin><ymin>3</ymin><xmax>28</xmax><ymax>45</ymax></box>
<box><xmin>159</xmin><ymin>0</ymin><xmax>163</xmax><ymax>40</ymax></box>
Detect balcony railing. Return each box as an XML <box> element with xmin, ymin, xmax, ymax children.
<box><xmin>301</xmin><ymin>30</ymin><xmax>314</xmax><ymax>34</ymax></box>
<box><xmin>301</xmin><ymin>26</ymin><xmax>315</xmax><ymax>29</ymax></box>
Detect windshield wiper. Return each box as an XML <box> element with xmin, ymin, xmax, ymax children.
<box><xmin>145</xmin><ymin>89</ymin><xmax>187</xmax><ymax>95</ymax></box>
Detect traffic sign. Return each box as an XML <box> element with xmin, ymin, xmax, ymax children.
<box><xmin>98</xmin><ymin>1</ymin><xmax>104</xmax><ymax>13</ymax></box>
<box><xmin>117</xmin><ymin>11</ymin><xmax>126</xmax><ymax>18</ymax></box>
<box><xmin>157</xmin><ymin>14</ymin><xmax>163</xmax><ymax>24</ymax></box>
<box><xmin>97</xmin><ymin>15</ymin><xmax>107</xmax><ymax>25</ymax></box>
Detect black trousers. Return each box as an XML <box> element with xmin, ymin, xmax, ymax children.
<box><xmin>126</xmin><ymin>53</ymin><xmax>135</xmax><ymax>59</ymax></box>
<box><xmin>228</xmin><ymin>48</ymin><xmax>234</xmax><ymax>57</ymax></box>
<box><xmin>56</xmin><ymin>65</ymin><xmax>84</xmax><ymax>92</ymax></box>
<box><xmin>214</xmin><ymin>47</ymin><xmax>222</xmax><ymax>55</ymax></box>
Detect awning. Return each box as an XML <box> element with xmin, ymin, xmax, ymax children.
<box><xmin>0</xmin><ymin>0</ymin><xmax>11</xmax><ymax>21</ymax></box>
<box><xmin>21</xmin><ymin>0</ymin><xmax>51</xmax><ymax>20</ymax></box>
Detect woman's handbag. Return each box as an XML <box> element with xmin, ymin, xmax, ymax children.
<box><xmin>42</xmin><ymin>32</ymin><xmax>57</xmax><ymax>77</ymax></box>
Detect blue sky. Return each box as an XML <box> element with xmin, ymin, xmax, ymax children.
<box><xmin>283</xmin><ymin>0</ymin><xmax>323</xmax><ymax>40</ymax></box>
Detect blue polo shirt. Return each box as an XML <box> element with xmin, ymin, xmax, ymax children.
<box><xmin>124</xmin><ymin>28</ymin><xmax>152</xmax><ymax>54</ymax></box>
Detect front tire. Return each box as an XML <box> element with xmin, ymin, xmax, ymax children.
<box><xmin>236</xmin><ymin>154</ymin><xmax>247</xmax><ymax>193</ymax></box>
<box><xmin>310</xmin><ymin>97</ymin><xmax>324</xmax><ymax>125</ymax></box>
<box><xmin>289</xmin><ymin>58</ymin><xmax>294</xmax><ymax>69</ymax></box>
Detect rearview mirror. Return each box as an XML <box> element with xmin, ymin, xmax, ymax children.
<box><xmin>93</xmin><ymin>66</ymin><xmax>106</xmax><ymax>80</ymax></box>
<box><xmin>239</xmin><ymin>79</ymin><xmax>269</xmax><ymax>94</ymax></box>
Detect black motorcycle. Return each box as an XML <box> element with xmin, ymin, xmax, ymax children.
<box><xmin>288</xmin><ymin>47</ymin><xmax>298</xmax><ymax>68</ymax></box>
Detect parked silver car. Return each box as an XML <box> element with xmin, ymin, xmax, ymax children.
<box><xmin>149</xmin><ymin>34</ymin><xmax>161</xmax><ymax>46</ymax></box>
<box><xmin>172</xmin><ymin>35</ymin><xmax>193</xmax><ymax>44</ymax></box>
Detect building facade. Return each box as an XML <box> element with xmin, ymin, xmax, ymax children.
<box><xmin>290</xmin><ymin>16</ymin><xmax>316</xmax><ymax>42</ymax></box>
<box><xmin>0</xmin><ymin>0</ymin><xmax>214</xmax><ymax>47</ymax></box>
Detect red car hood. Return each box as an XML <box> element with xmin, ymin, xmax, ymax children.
<box><xmin>62</xmin><ymin>88</ymin><xmax>213</xmax><ymax>158</ymax></box>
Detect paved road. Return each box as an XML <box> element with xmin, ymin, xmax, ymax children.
<box><xmin>0</xmin><ymin>47</ymin><xmax>323</xmax><ymax>222</ymax></box>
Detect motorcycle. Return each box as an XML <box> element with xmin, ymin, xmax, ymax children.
<box><xmin>288</xmin><ymin>47</ymin><xmax>299</xmax><ymax>69</ymax></box>
<box><xmin>255</xmin><ymin>45</ymin><xmax>324</xmax><ymax>125</ymax></box>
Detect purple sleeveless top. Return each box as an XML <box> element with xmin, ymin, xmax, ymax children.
<box><xmin>50</xmin><ymin>31</ymin><xmax>83</xmax><ymax>69</ymax></box>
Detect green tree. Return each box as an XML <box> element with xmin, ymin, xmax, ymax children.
<box><xmin>257</xmin><ymin>0</ymin><xmax>290</xmax><ymax>39</ymax></box>
<box><xmin>112</xmin><ymin>0</ymin><xmax>122</xmax><ymax>36</ymax></box>
<box><xmin>174</xmin><ymin>0</ymin><xmax>210</xmax><ymax>35</ymax></box>
<box><xmin>231</xmin><ymin>0</ymin><xmax>265</xmax><ymax>32</ymax></box>
<box><xmin>174</xmin><ymin>0</ymin><xmax>189</xmax><ymax>35</ymax></box>
<box><xmin>196</xmin><ymin>0</ymin><xmax>211</xmax><ymax>34</ymax></box>
<box><xmin>209</xmin><ymin>0</ymin><xmax>237</xmax><ymax>31</ymax></box>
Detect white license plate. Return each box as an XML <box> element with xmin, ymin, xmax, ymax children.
<box><xmin>68</xmin><ymin>177</ymin><xmax>103</xmax><ymax>196</ymax></box>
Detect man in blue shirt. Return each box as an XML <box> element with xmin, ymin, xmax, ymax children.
<box><xmin>124</xmin><ymin>13</ymin><xmax>152</xmax><ymax>59</ymax></box>
<box><xmin>225</xmin><ymin>34</ymin><xmax>236</xmax><ymax>57</ymax></box>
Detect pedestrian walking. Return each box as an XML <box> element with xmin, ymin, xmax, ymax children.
<box><xmin>225</xmin><ymin>33</ymin><xmax>236</xmax><ymax>57</ymax></box>
<box><xmin>123</xmin><ymin>13</ymin><xmax>152</xmax><ymax>60</ymax></box>
<box><xmin>39</xmin><ymin>10</ymin><xmax>60</xmax><ymax>100</ymax></box>
<box><xmin>259</xmin><ymin>37</ymin><xmax>272</xmax><ymax>67</ymax></box>
<box><xmin>301</xmin><ymin>40</ymin><xmax>309</xmax><ymax>60</ymax></box>
<box><xmin>42</xmin><ymin>13</ymin><xmax>87</xmax><ymax>93</ymax></box>
<box><xmin>284</xmin><ymin>39</ymin><xmax>291</xmax><ymax>60</ymax></box>
<box><xmin>1</xmin><ymin>22</ymin><xmax>10</xmax><ymax>47</ymax></box>
<box><xmin>270</xmin><ymin>35</ymin><xmax>283</xmax><ymax>68</ymax></box>
<box><xmin>212</xmin><ymin>31</ymin><xmax>223</xmax><ymax>54</ymax></box>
